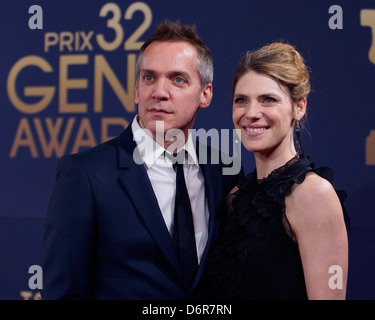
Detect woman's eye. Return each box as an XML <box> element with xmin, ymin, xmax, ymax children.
<box><xmin>263</xmin><ymin>97</ymin><xmax>276</xmax><ymax>103</ymax></box>
<box><xmin>234</xmin><ymin>97</ymin><xmax>246</xmax><ymax>104</ymax></box>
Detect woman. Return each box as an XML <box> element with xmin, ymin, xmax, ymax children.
<box><xmin>205</xmin><ymin>42</ymin><xmax>350</xmax><ymax>299</ymax></box>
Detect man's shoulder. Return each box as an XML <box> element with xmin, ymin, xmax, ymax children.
<box><xmin>60</xmin><ymin>128</ymin><xmax>132</xmax><ymax>167</ymax></box>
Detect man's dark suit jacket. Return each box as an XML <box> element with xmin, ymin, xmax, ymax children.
<box><xmin>42</xmin><ymin>125</ymin><xmax>242</xmax><ymax>299</ymax></box>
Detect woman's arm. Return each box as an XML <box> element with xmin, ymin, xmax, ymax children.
<box><xmin>285</xmin><ymin>172</ymin><xmax>348</xmax><ymax>300</ymax></box>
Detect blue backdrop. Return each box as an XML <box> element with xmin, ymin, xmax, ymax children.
<box><xmin>1</xmin><ymin>0</ymin><xmax>374</xmax><ymax>299</ymax></box>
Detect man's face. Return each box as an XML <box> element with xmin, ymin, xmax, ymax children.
<box><xmin>135</xmin><ymin>41</ymin><xmax>212</xmax><ymax>145</ymax></box>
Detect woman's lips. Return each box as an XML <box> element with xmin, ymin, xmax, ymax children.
<box><xmin>243</xmin><ymin>125</ymin><xmax>268</xmax><ymax>137</ymax></box>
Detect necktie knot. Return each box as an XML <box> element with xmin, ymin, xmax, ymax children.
<box><xmin>164</xmin><ymin>150</ymin><xmax>186</xmax><ymax>170</ymax></box>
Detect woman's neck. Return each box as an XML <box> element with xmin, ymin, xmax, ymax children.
<box><xmin>254</xmin><ymin>150</ymin><xmax>298</xmax><ymax>180</ymax></box>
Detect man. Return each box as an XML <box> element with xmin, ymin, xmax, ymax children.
<box><xmin>42</xmin><ymin>20</ymin><xmax>242</xmax><ymax>299</ymax></box>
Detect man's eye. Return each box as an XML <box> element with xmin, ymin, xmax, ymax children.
<box><xmin>174</xmin><ymin>77</ymin><xmax>185</xmax><ymax>83</ymax></box>
<box><xmin>144</xmin><ymin>75</ymin><xmax>153</xmax><ymax>81</ymax></box>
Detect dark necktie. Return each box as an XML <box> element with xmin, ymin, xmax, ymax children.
<box><xmin>171</xmin><ymin>152</ymin><xmax>198</xmax><ymax>286</ymax></box>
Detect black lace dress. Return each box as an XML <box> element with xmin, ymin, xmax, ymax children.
<box><xmin>202</xmin><ymin>154</ymin><xmax>349</xmax><ymax>300</ymax></box>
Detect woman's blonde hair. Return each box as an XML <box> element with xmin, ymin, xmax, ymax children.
<box><xmin>232</xmin><ymin>42</ymin><xmax>310</xmax><ymax>103</ymax></box>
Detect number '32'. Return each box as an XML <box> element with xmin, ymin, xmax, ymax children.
<box><xmin>96</xmin><ymin>2</ymin><xmax>152</xmax><ymax>51</ymax></box>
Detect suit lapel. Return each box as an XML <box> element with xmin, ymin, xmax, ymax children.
<box><xmin>116</xmin><ymin>130</ymin><xmax>226</xmax><ymax>290</ymax></box>
<box><xmin>116</xmin><ymin>127</ymin><xmax>183</xmax><ymax>280</ymax></box>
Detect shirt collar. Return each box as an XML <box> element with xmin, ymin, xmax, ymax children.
<box><xmin>131</xmin><ymin>115</ymin><xmax>199</xmax><ymax>168</ymax></box>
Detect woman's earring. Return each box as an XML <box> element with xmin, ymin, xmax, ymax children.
<box><xmin>295</xmin><ymin>120</ymin><xmax>301</xmax><ymax>132</ymax></box>
<box><xmin>295</xmin><ymin>120</ymin><xmax>303</xmax><ymax>155</ymax></box>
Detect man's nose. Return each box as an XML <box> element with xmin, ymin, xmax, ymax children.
<box><xmin>152</xmin><ymin>79</ymin><xmax>169</xmax><ymax>100</ymax></box>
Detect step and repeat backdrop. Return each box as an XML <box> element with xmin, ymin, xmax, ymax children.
<box><xmin>1</xmin><ymin>0</ymin><xmax>374</xmax><ymax>299</ymax></box>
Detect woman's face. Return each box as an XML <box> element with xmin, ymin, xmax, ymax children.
<box><xmin>232</xmin><ymin>70</ymin><xmax>304</xmax><ymax>159</ymax></box>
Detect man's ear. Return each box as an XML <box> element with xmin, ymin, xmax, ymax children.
<box><xmin>199</xmin><ymin>83</ymin><xmax>213</xmax><ymax>109</ymax></box>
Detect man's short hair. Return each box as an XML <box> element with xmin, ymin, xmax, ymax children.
<box><xmin>135</xmin><ymin>19</ymin><xmax>214</xmax><ymax>87</ymax></box>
